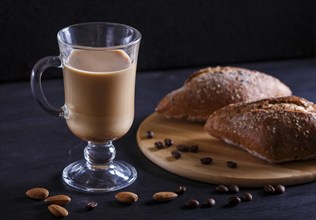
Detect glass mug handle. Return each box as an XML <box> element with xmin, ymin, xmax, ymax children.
<box><xmin>31</xmin><ymin>56</ymin><xmax>66</xmax><ymax>118</ymax></box>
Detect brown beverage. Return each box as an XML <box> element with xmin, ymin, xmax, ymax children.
<box><xmin>63</xmin><ymin>49</ymin><xmax>136</xmax><ymax>143</ymax></box>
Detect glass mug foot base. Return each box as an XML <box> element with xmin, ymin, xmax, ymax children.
<box><xmin>62</xmin><ymin>160</ymin><xmax>137</xmax><ymax>193</ymax></box>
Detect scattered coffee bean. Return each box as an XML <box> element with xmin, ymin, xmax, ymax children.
<box><xmin>171</xmin><ymin>150</ymin><xmax>182</xmax><ymax>159</ymax></box>
<box><xmin>184</xmin><ymin>199</ymin><xmax>199</xmax><ymax>209</ymax></box>
<box><xmin>154</xmin><ymin>141</ymin><xmax>164</xmax><ymax>149</ymax></box>
<box><xmin>241</xmin><ymin>192</ymin><xmax>253</xmax><ymax>202</ymax></box>
<box><xmin>274</xmin><ymin>185</ymin><xmax>286</xmax><ymax>194</ymax></box>
<box><xmin>200</xmin><ymin>157</ymin><xmax>213</xmax><ymax>165</ymax></box>
<box><xmin>202</xmin><ymin>198</ymin><xmax>216</xmax><ymax>208</ymax></box>
<box><xmin>176</xmin><ymin>144</ymin><xmax>189</xmax><ymax>152</ymax></box>
<box><xmin>215</xmin><ymin>184</ymin><xmax>229</xmax><ymax>193</ymax></box>
<box><xmin>175</xmin><ymin>185</ymin><xmax>187</xmax><ymax>195</ymax></box>
<box><xmin>146</xmin><ymin>130</ymin><xmax>154</xmax><ymax>138</ymax></box>
<box><xmin>189</xmin><ymin>145</ymin><xmax>199</xmax><ymax>152</ymax></box>
<box><xmin>228</xmin><ymin>185</ymin><xmax>239</xmax><ymax>194</ymax></box>
<box><xmin>164</xmin><ymin>138</ymin><xmax>174</xmax><ymax>147</ymax></box>
<box><xmin>228</xmin><ymin>196</ymin><xmax>241</xmax><ymax>206</ymax></box>
<box><xmin>226</xmin><ymin>161</ymin><xmax>238</xmax><ymax>168</ymax></box>
<box><xmin>85</xmin><ymin>201</ymin><xmax>98</xmax><ymax>211</ymax></box>
<box><xmin>263</xmin><ymin>184</ymin><xmax>275</xmax><ymax>194</ymax></box>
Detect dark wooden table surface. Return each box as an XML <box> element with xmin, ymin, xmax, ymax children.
<box><xmin>0</xmin><ymin>58</ymin><xmax>315</xmax><ymax>220</ymax></box>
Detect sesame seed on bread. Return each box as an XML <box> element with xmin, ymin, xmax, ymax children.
<box><xmin>156</xmin><ymin>66</ymin><xmax>292</xmax><ymax>122</ymax></box>
<box><xmin>204</xmin><ymin>96</ymin><xmax>316</xmax><ymax>163</ymax></box>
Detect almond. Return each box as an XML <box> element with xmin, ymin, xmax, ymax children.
<box><xmin>115</xmin><ymin>192</ymin><xmax>138</xmax><ymax>204</ymax></box>
<box><xmin>48</xmin><ymin>204</ymin><xmax>69</xmax><ymax>218</ymax></box>
<box><xmin>44</xmin><ymin>195</ymin><xmax>71</xmax><ymax>205</ymax></box>
<box><xmin>153</xmin><ymin>192</ymin><xmax>178</xmax><ymax>202</ymax></box>
<box><xmin>25</xmin><ymin>187</ymin><xmax>49</xmax><ymax>200</ymax></box>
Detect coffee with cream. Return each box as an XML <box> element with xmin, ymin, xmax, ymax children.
<box><xmin>63</xmin><ymin>49</ymin><xmax>136</xmax><ymax>143</ymax></box>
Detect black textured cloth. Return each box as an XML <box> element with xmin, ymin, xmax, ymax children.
<box><xmin>0</xmin><ymin>58</ymin><xmax>315</xmax><ymax>220</ymax></box>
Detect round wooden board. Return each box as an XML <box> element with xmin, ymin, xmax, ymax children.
<box><xmin>136</xmin><ymin>113</ymin><xmax>316</xmax><ymax>187</ymax></box>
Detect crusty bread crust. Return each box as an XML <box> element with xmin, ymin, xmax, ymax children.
<box><xmin>204</xmin><ymin>96</ymin><xmax>316</xmax><ymax>163</ymax></box>
<box><xmin>156</xmin><ymin>66</ymin><xmax>292</xmax><ymax>122</ymax></box>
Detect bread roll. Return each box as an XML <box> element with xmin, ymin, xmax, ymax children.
<box><xmin>204</xmin><ymin>96</ymin><xmax>316</xmax><ymax>163</ymax></box>
<box><xmin>156</xmin><ymin>67</ymin><xmax>292</xmax><ymax>122</ymax></box>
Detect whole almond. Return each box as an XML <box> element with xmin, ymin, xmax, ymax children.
<box><xmin>48</xmin><ymin>204</ymin><xmax>68</xmax><ymax>218</ymax></box>
<box><xmin>25</xmin><ymin>187</ymin><xmax>49</xmax><ymax>200</ymax></box>
<box><xmin>44</xmin><ymin>195</ymin><xmax>71</xmax><ymax>205</ymax></box>
<box><xmin>115</xmin><ymin>192</ymin><xmax>138</xmax><ymax>204</ymax></box>
<box><xmin>153</xmin><ymin>192</ymin><xmax>178</xmax><ymax>202</ymax></box>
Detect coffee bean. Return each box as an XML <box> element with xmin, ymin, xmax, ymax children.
<box><xmin>202</xmin><ymin>198</ymin><xmax>216</xmax><ymax>207</ymax></box>
<box><xmin>228</xmin><ymin>185</ymin><xmax>239</xmax><ymax>194</ymax></box>
<box><xmin>164</xmin><ymin>138</ymin><xmax>174</xmax><ymax>147</ymax></box>
<box><xmin>215</xmin><ymin>184</ymin><xmax>229</xmax><ymax>193</ymax></box>
<box><xmin>85</xmin><ymin>201</ymin><xmax>98</xmax><ymax>211</ymax></box>
<box><xmin>228</xmin><ymin>196</ymin><xmax>241</xmax><ymax>206</ymax></box>
<box><xmin>263</xmin><ymin>184</ymin><xmax>275</xmax><ymax>194</ymax></box>
<box><xmin>176</xmin><ymin>144</ymin><xmax>189</xmax><ymax>152</ymax></box>
<box><xmin>175</xmin><ymin>185</ymin><xmax>187</xmax><ymax>195</ymax></box>
<box><xmin>171</xmin><ymin>150</ymin><xmax>182</xmax><ymax>159</ymax></box>
<box><xmin>241</xmin><ymin>192</ymin><xmax>253</xmax><ymax>202</ymax></box>
<box><xmin>146</xmin><ymin>130</ymin><xmax>154</xmax><ymax>138</ymax></box>
<box><xmin>274</xmin><ymin>185</ymin><xmax>285</xmax><ymax>194</ymax></box>
<box><xmin>200</xmin><ymin>157</ymin><xmax>213</xmax><ymax>165</ymax></box>
<box><xmin>154</xmin><ymin>141</ymin><xmax>164</xmax><ymax>149</ymax></box>
<box><xmin>184</xmin><ymin>199</ymin><xmax>199</xmax><ymax>209</ymax></box>
<box><xmin>189</xmin><ymin>145</ymin><xmax>199</xmax><ymax>152</ymax></box>
<box><xmin>226</xmin><ymin>161</ymin><xmax>238</xmax><ymax>168</ymax></box>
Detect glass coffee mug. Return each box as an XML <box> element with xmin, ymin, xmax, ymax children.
<box><xmin>31</xmin><ymin>22</ymin><xmax>141</xmax><ymax>192</ymax></box>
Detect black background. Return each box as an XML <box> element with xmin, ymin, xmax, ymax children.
<box><xmin>1</xmin><ymin>0</ymin><xmax>315</xmax><ymax>82</ymax></box>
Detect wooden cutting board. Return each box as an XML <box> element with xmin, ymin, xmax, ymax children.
<box><xmin>136</xmin><ymin>113</ymin><xmax>316</xmax><ymax>187</ymax></box>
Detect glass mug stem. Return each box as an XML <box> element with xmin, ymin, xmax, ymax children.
<box><xmin>84</xmin><ymin>141</ymin><xmax>116</xmax><ymax>167</ymax></box>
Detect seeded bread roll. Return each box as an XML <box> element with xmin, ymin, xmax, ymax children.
<box><xmin>156</xmin><ymin>67</ymin><xmax>292</xmax><ymax>122</ymax></box>
<box><xmin>204</xmin><ymin>96</ymin><xmax>316</xmax><ymax>163</ymax></box>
